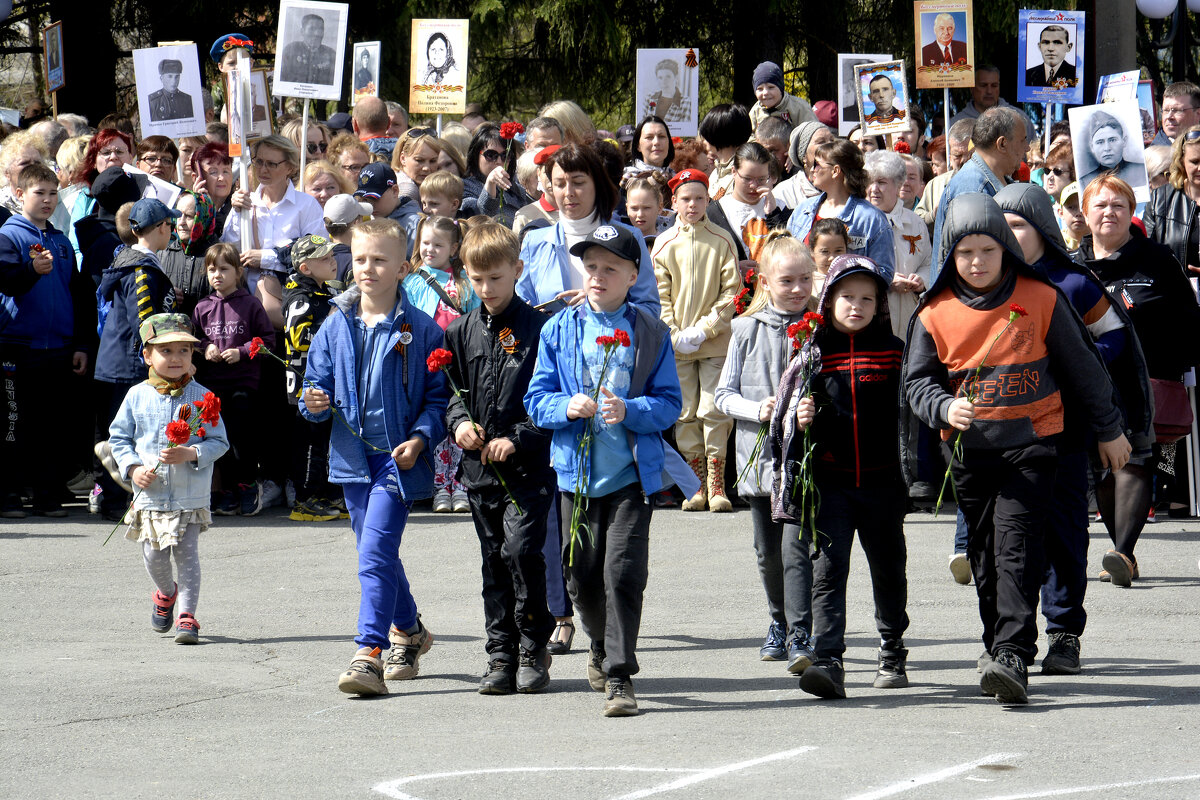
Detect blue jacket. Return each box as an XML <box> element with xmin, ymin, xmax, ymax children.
<box><xmin>516</xmin><ymin>220</ymin><xmax>661</xmax><ymax>315</ymax></box>
<box><xmin>0</xmin><ymin>215</ymin><xmax>79</xmax><ymax>349</ymax></box>
<box><xmin>786</xmin><ymin>193</ymin><xmax>895</xmax><ymax>281</ymax></box>
<box><xmin>930</xmin><ymin>152</ymin><xmax>1008</xmax><ymax>273</ymax></box>
<box><xmin>300</xmin><ymin>283</ymin><xmax>448</xmax><ymax>498</ymax></box>
<box><xmin>95</xmin><ymin>247</ymin><xmax>176</xmax><ymax>383</ymax></box>
<box><xmin>523</xmin><ymin>302</ymin><xmax>697</xmax><ymax>497</ymax></box>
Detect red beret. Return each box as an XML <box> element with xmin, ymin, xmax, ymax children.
<box><xmin>667</xmin><ymin>168</ymin><xmax>709</xmax><ymax>194</ymax></box>
<box><xmin>533</xmin><ymin>144</ymin><xmax>561</xmax><ymax>166</ymax></box>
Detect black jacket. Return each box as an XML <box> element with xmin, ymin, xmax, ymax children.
<box><xmin>1140</xmin><ymin>184</ymin><xmax>1196</xmax><ymax>270</ymax></box>
<box><xmin>283</xmin><ymin>270</ymin><xmax>338</xmax><ymax>405</ymax></box>
<box><xmin>443</xmin><ymin>297</ymin><xmax>554</xmax><ymax>491</ymax></box>
<box><xmin>158</xmin><ymin>239</ymin><xmax>214</xmax><ymax>318</ymax></box>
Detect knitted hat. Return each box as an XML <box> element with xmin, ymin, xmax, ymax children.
<box><xmin>789</xmin><ymin>121</ymin><xmax>829</xmax><ymax>172</ymax></box>
<box><xmin>753</xmin><ymin>61</ymin><xmax>785</xmax><ymax>93</ymax></box>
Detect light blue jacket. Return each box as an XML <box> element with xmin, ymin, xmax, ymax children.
<box><xmin>300</xmin><ymin>283</ymin><xmax>448</xmax><ymax>498</ymax></box>
<box><xmin>108</xmin><ymin>380</ymin><xmax>230</xmax><ymax>512</ymax></box>
<box><xmin>524</xmin><ymin>302</ymin><xmax>698</xmax><ymax>497</ymax></box>
<box><xmin>786</xmin><ymin>193</ymin><xmax>895</xmax><ymax>281</ymax></box>
<box><xmin>516</xmin><ymin>219</ymin><xmax>661</xmax><ymax>315</ymax></box>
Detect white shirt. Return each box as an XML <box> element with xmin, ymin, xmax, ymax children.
<box><xmin>718</xmin><ymin>194</ymin><xmax>768</xmax><ymax>241</ymax></box>
<box><xmin>221</xmin><ymin>181</ymin><xmax>328</xmax><ymax>275</ymax></box>
<box><xmin>885</xmin><ymin>199</ymin><xmax>932</xmax><ymax>340</ymax></box>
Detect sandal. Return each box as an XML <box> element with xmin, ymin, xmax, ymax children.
<box><xmin>547</xmin><ymin>619</ymin><xmax>575</xmax><ymax>655</ymax></box>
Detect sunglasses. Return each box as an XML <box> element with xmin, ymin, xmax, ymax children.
<box><xmin>408</xmin><ymin>127</ymin><xmax>435</xmax><ymax>138</ymax></box>
<box><xmin>1185</xmin><ymin>130</ymin><xmax>1200</xmax><ymax>142</ymax></box>
<box><xmin>1046</xmin><ymin>167</ymin><xmax>1070</xmax><ymax>176</ymax></box>
<box><xmin>306</xmin><ymin>141</ymin><xmax>329</xmax><ymax>154</ymax></box>
<box><xmin>482</xmin><ymin>149</ymin><xmax>505</xmax><ymax>162</ymax></box>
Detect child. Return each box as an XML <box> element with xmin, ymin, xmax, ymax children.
<box><xmin>714</xmin><ymin>232</ymin><xmax>817</xmax><ymax>672</ymax></box>
<box><xmin>748</xmin><ymin>61</ymin><xmax>815</xmax><ymax>132</ymax></box>
<box><xmin>107</xmin><ymin>313</ymin><xmax>229</xmax><ymax>644</ymax></box>
<box><xmin>322</xmin><ymin>193</ymin><xmax>371</xmax><ymax>284</ymax></box>
<box><xmin>444</xmin><ymin>222</ymin><xmax>557</xmax><ymax>694</ymax></box>
<box><xmin>354</xmin><ymin>162</ymin><xmax>421</xmax><ymax>258</ymax></box>
<box><xmin>403</xmin><ymin>215</ymin><xmax>480</xmax><ymax>512</ymax></box>
<box><xmin>283</xmin><ymin>234</ymin><xmax>344</xmax><ymax>522</ymax></box>
<box><xmin>191</xmin><ymin>243</ymin><xmax>275</xmax><ymax>516</ymax></box>
<box><xmin>525</xmin><ymin>223</ymin><xmax>694</xmax><ymax>717</ymax></box>
<box><xmin>1057</xmin><ymin>181</ymin><xmax>1089</xmax><ymax>250</ymax></box>
<box><xmin>419</xmin><ymin>170</ymin><xmax>464</xmax><ymax>219</ymax></box>
<box><xmin>807</xmin><ymin>217</ymin><xmax>849</xmax><ymax>296</ymax></box>
<box><xmin>623</xmin><ymin>175</ymin><xmax>672</xmax><ymax>249</ymax></box>
<box><xmin>773</xmin><ymin>254</ymin><xmax>910</xmax><ymax>699</ymax></box>
<box><xmin>651</xmin><ymin>168</ymin><xmax>742</xmax><ymax>512</ymax></box>
<box><xmin>0</xmin><ymin>162</ymin><xmax>90</xmax><ymax>517</ymax></box>
<box><xmin>905</xmin><ymin>192</ymin><xmax>1131</xmax><ymax>704</ymax></box>
<box><xmin>95</xmin><ymin>198</ymin><xmax>180</xmax><ymax>521</ymax></box>
<box><xmin>301</xmin><ymin>217</ymin><xmax>448</xmax><ymax>696</ymax></box>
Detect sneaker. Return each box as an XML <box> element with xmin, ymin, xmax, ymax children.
<box><xmin>786</xmin><ymin>630</ymin><xmax>816</xmax><ymax>675</ymax></box>
<box><xmin>284</xmin><ymin>479</ymin><xmax>297</xmax><ymax>509</ymax></box>
<box><xmin>260</xmin><ymin>479</ymin><xmax>283</xmax><ymax>509</ymax></box>
<box><xmin>948</xmin><ymin>552</ymin><xmax>971</xmax><ymax>585</ymax></box>
<box><xmin>980</xmin><ymin>648</ymin><xmax>1029</xmax><ymax>704</ymax></box>
<box><xmin>759</xmin><ymin>621</ymin><xmax>787</xmax><ymax>661</ymax></box>
<box><xmin>212</xmin><ymin>490</ymin><xmax>238</xmax><ymax>516</ymax></box>
<box><xmin>338</xmin><ymin>647</ymin><xmax>387</xmax><ymax>695</ymax></box>
<box><xmin>94</xmin><ymin>440</ymin><xmax>133</xmax><ymax>492</ymax></box>
<box><xmin>384</xmin><ymin>618</ymin><xmax>434</xmax><ymax>680</ymax></box>
<box><xmin>432</xmin><ymin>490</ymin><xmax>452</xmax><ymax>513</ymax></box>
<box><xmin>799</xmin><ymin>658</ymin><xmax>846</xmax><ymax>699</ymax></box>
<box><xmin>478</xmin><ymin>658</ymin><xmax>517</xmax><ymax>695</ymax></box>
<box><xmin>0</xmin><ymin>492</ymin><xmax>27</xmax><ymax>519</ymax></box>
<box><xmin>88</xmin><ymin>485</ymin><xmax>103</xmax><ymax>515</ymax></box>
<box><xmin>66</xmin><ymin>470</ymin><xmax>95</xmax><ymax>496</ymax></box>
<box><xmin>451</xmin><ymin>490</ymin><xmax>470</xmax><ymax>512</ymax></box>
<box><xmin>151</xmin><ymin>585</ymin><xmax>177</xmax><ymax>633</ymax></box>
<box><xmin>239</xmin><ymin>483</ymin><xmax>263</xmax><ymax>517</ymax></box>
<box><xmin>874</xmin><ymin>639</ymin><xmax>909</xmax><ymax>688</ymax></box>
<box><xmin>977</xmin><ymin>650</ymin><xmax>992</xmax><ymax>673</ymax></box>
<box><xmin>516</xmin><ymin>647</ymin><xmax>552</xmax><ymax>693</ymax></box>
<box><xmin>1146</xmin><ymin>507</ymin><xmax>1157</xmax><ymax>523</ymax></box>
<box><xmin>587</xmin><ymin>646</ymin><xmax>608</xmax><ymax>691</ymax></box>
<box><xmin>1042</xmin><ymin>632</ymin><xmax>1081</xmax><ymax>675</ymax></box>
<box><xmin>174</xmin><ymin>613</ymin><xmax>200</xmax><ymax>644</ymax></box>
<box><xmin>289</xmin><ymin>498</ymin><xmax>340</xmax><ymax>522</ymax></box>
<box><xmin>1101</xmin><ymin>549</ymin><xmax>1135</xmax><ymax>588</ymax></box>
<box><xmin>329</xmin><ymin>495</ymin><xmax>349</xmax><ymax>518</ymax></box>
<box><xmin>603</xmin><ymin>677</ymin><xmax>638</xmax><ymax>717</ymax></box>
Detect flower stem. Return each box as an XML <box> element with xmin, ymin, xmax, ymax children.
<box><xmin>443</xmin><ymin>372</ymin><xmax>523</xmax><ymax>516</ymax></box>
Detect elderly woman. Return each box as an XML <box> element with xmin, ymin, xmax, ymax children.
<box><xmin>864</xmin><ymin>150</ymin><xmax>930</xmax><ymax>339</ymax></box>
<box><xmin>327</xmin><ymin>133</ymin><xmax>371</xmax><ymax>187</ymax></box>
<box><xmin>0</xmin><ymin>130</ymin><xmax>49</xmax><ymax>220</ymax></box>
<box><xmin>190</xmin><ymin>141</ymin><xmax>237</xmax><ymax>233</ymax></box>
<box><xmin>773</xmin><ymin>122</ymin><xmax>835</xmax><ymax>209</ymax></box>
<box><xmin>302</xmin><ymin>160</ymin><xmax>354</xmax><ymax>208</ymax></box>
<box><xmin>462</xmin><ymin>122</ymin><xmax>531</xmax><ymax>226</ymax></box>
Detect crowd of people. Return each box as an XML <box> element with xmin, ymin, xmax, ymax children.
<box><xmin>3</xmin><ymin>35</ymin><xmax>1200</xmax><ymax>714</ymax></box>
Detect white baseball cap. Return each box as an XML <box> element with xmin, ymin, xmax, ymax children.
<box><xmin>323</xmin><ymin>194</ymin><xmax>373</xmax><ymax>225</ymax></box>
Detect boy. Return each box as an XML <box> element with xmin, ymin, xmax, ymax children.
<box><xmin>444</xmin><ymin>222</ymin><xmax>556</xmax><ymax>694</ymax></box>
<box><xmin>1057</xmin><ymin>181</ymin><xmax>1088</xmax><ymax>250</ymax></box>
<box><xmin>525</xmin><ymin>224</ymin><xmax>694</xmax><ymax>717</ymax></box>
<box><xmin>781</xmin><ymin>255</ymin><xmax>910</xmax><ymax>699</ymax></box>
<box><xmin>0</xmin><ymin>162</ymin><xmax>90</xmax><ymax>517</ymax></box>
<box><xmin>905</xmin><ymin>192</ymin><xmax>1131</xmax><ymax>704</ymax></box>
<box><xmin>353</xmin><ymin>162</ymin><xmax>420</xmax><ymax>258</ymax></box>
<box><xmin>807</xmin><ymin>217</ymin><xmax>849</xmax><ymax>296</ymax></box>
<box><xmin>748</xmin><ymin>61</ymin><xmax>815</xmax><ymax>132</ymax></box>
<box><xmin>651</xmin><ymin>169</ymin><xmax>742</xmax><ymax>512</ymax></box>
<box><xmin>301</xmin><ymin>217</ymin><xmax>448</xmax><ymax>696</ymax></box>
<box><xmin>322</xmin><ymin>193</ymin><xmax>371</xmax><ymax>284</ymax></box>
<box><xmin>283</xmin><ymin>234</ymin><xmax>344</xmax><ymax>522</ymax></box>
<box><xmin>418</xmin><ymin>170</ymin><xmax>464</xmax><ymax>219</ymax></box>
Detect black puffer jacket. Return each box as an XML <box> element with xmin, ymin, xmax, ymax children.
<box><xmin>1141</xmin><ymin>184</ymin><xmax>1196</xmax><ymax>270</ymax></box>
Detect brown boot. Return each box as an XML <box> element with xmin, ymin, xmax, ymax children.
<box><xmin>708</xmin><ymin>456</ymin><xmax>733</xmax><ymax>512</ymax></box>
<box><xmin>681</xmin><ymin>456</ymin><xmax>707</xmax><ymax>511</ymax></box>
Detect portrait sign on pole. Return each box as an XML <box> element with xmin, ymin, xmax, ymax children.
<box><xmin>42</xmin><ymin>21</ymin><xmax>64</xmax><ymax>93</ymax></box>
<box><xmin>855</xmin><ymin>60</ymin><xmax>912</xmax><ymax>137</ymax></box>
<box><xmin>272</xmin><ymin>0</ymin><xmax>348</xmax><ymax>101</ymax></box>
<box><xmin>913</xmin><ymin>0</ymin><xmax>974</xmax><ymax>89</ymax></box>
<box><xmin>838</xmin><ymin>53</ymin><xmax>890</xmax><ymax>135</ymax></box>
<box><xmin>352</xmin><ymin>41</ymin><xmax>381</xmax><ymax>106</ymax></box>
<box><xmin>635</xmin><ymin>48</ymin><xmax>701</xmax><ymax>138</ymax></box>
<box><xmin>409</xmin><ymin>19</ymin><xmax>468</xmax><ymax>115</ymax></box>
<box><xmin>1096</xmin><ymin>70</ymin><xmax>1139</xmax><ymax>103</ymax></box>
<box><xmin>1017</xmin><ymin>9</ymin><xmax>1085</xmax><ymax>105</ymax></box>
<box><xmin>1068</xmin><ymin>100</ymin><xmax>1149</xmax><ymax>203</ymax></box>
<box><xmin>132</xmin><ymin>44</ymin><xmax>206</xmax><ymax>140</ymax></box>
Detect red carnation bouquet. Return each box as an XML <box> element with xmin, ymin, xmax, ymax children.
<box><xmin>499</xmin><ymin>121</ymin><xmax>525</xmax><ymax>166</ymax></box>
<box><xmin>103</xmin><ymin>392</ymin><xmax>222</xmax><ymax>545</ymax></box>
<box><xmin>784</xmin><ymin>313</ymin><xmax>824</xmax><ymax>536</ymax></box>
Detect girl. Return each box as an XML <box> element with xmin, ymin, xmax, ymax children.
<box><xmin>402</xmin><ymin>215</ymin><xmax>480</xmax><ymax>512</ymax></box>
<box><xmin>191</xmin><ymin>243</ymin><xmax>276</xmax><ymax>516</ymax></box>
<box><xmin>715</xmin><ymin>232</ymin><xmax>817</xmax><ymax>671</ymax></box>
<box><xmin>710</xmin><ymin>142</ymin><xmax>791</xmax><ymax>270</ymax></box>
<box><xmin>623</xmin><ymin>175</ymin><xmax>672</xmax><ymax>248</ymax></box>
<box><xmin>807</xmin><ymin>217</ymin><xmax>850</xmax><ymax>296</ymax></box>
<box><xmin>108</xmin><ymin>313</ymin><xmax>229</xmax><ymax>644</ymax></box>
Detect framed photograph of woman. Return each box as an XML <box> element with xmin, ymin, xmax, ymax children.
<box><xmin>854</xmin><ymin>60</ymin><xmax>911</xmax><ymax>137</ymax></box>
<box><xmin>272</xmin><ymin>0</ymin><xmax>348</xmax><ymax>101</ymax></box>
<box><xmin>409</xmin><ymin>18</ymin><xmax>469</xmax><ymax>115</ymax></box>
<box><xmin>635</xmin><ymin>48</ymin><xmax>700</xmax><ymax>138</ymax></box>
<box><xmin>42</xmin><ymin>21</ymin><xmax>65</xmax><ymax>93</ymax></box>
<box><xmin>352</xmin><ymin>41</ymin><xmax>381</xmax><ymax>106</ymax></box>
<box><xmin>1068</xmin><ymin>100</ymin><xmax>1149</xmax><ymax>203</ymax></box>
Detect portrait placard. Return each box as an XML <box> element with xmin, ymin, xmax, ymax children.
<box><xmin>838</xmin><ymin>53</ymin><xmax>890</xmax><ymax>135</ymax></box>
<box><xmin>635</xmin><ymin>48</ymin><xmax>701</xmax><ymax>138</ymax></box>
<box><xmin>1068</xmin><ymin>100</ymin><xmax>1149</xmax><ymax>203</ymax></box>
<box><xmin>855</xmin><ymin>60</ymin><xmax>911</xmax><ymax>137</ymax></box>
<box><xmin>352</xmin><ymin>41</ymin><xmax>381</xmax><ymax>106</ymax></box>
<box><xmin>1096</xmin><ymin>70</ymin><xmax>1139</xmax><ymax>103</ymax></box>
<box><xmin>1017</xmin><ymin>9</ymin><xmax>1085</xmax><ymax>105</ymax></box>
<box><xmin>133</xmin><ymin>44</ymin><xmax>206</xmax><ymax>140</ymax></box>
<box><xmin>409</xmin><ymin>19</ymin><xmax>469</xmax><ymax>115</ymax></box>
<box><xmin>42</xmin><ymin>21</ymin><xmax>65</xmax><ymax>93</ymax></box>
<box><xmin>272</xmin><ymin>0</ymin><xmax>348</xmax><ymax>100</ymax></box>
<box><xmin>913</xmin><ymin>0</ymin><xmax>974</xmax><ymax>89</ymax></box>
<box><xmin>1137</xmin><ymin>80</ymin><xmax>1158</xmax><ymax>147</ymax></box>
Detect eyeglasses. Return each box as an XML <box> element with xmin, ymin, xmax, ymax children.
<box><xmin>808</xmin><ymin>161</ymin><xmax>830</xmax><ymax>172</ymax></box>
<box><xmin>98</xmin><ymin>148</ymin><xmax>128</xmax><ymax>158</ymax></box>
<box><xmin>253</xmin><ymin>157</ymin><xmax>286</xmax><ymax>170</ymax></box>
<box><xmin>482</xmin><ymin>149</ymin><xmax>504</xmax><ymax>162</ymax></box>
<box><xmin>306</xmin><ymin>141</ymin><xmax>329</xmax><ymax>154</ymax></box>
<box><xmin>408</xmin><ymin>127</ymin><xmax>435</xmax><ymax>138</ymax></box>
<box><xmin>340</xmin><ymin>162</ymin><xmax>367</xmax><ymax>174</ymax></box>
<box><xmin>140</xmin><ymin>155</ymin><xmax>174</xmax><ymax>166</ymax></box>
<box><xmin>1046</xmin><ymin>167</ymin><xmax>1070</xmax><ymax>176</ymax></box>
<box><xmin>1163</xmin><ymin>106</ymin><xmax>1198</xmax><ymax>118</ymax></box>
<box><xmin>735</xmin><ymin>171</ymin><xmax>769</xmax><ymax>186</ymax></box>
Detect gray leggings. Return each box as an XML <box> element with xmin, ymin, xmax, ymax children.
<box><xmin>143</xmin><ymin>523</ymin><xmax>201</xmax><ymax>617</ymax></box>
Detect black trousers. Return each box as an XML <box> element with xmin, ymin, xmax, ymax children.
<box><xmin>94</xmin><ymin>378</ymin><xmax>137</xmax><ymax>513</ymax></box>
<box><xmin>559</xmin><ymin>484</ymin><xmax>651</xmax><ymax>679</ymax></box>
<box><xmin>212</xmin><ymin>387</ymin><xmax>260</xmax><ymax>488</ymax></box>
<box><xmin>952</xmin><ymin>441</ymin><xmax>1056</xmax><ymax>665</ymax></box>
<box><xmin>747</xmin><ymin>496</ymin><xmax>813</xmax><ymax>637</ymax></box>
<box><xmin>1041</xmin><ymin>448</ymin><xmax>1089</xmax><ymax>636</ymax></box>
<box><xmin>289</xmin><ymin>411</ymin><xmax>335</xmax><ymax>502</ymax></box>
<box><xmin>0</xmin><ymin>344</ymin><xmax>72</xmax><ymax>502</ymax></box>
<box><xmin>471</xmin><ymin>483</ymin><xmax>555</xmax><ymax>658</ymax></box>
<box><xmin>810</xmin><ymin>480</ymin><xmax>909</xmax><ymax>661</ymax></box>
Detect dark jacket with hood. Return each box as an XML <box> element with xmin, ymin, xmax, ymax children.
<box><xmin>995</xmin><ymin>183</ymin><xmax>1154</xmax><ymax>450</ymax></box>
<box><xmin>903</xmin><ymin>192</ymin><xmax>1125</xmax><ymax>453</ymax></box>
<box><xmin>95</xmin><ymin>246</ymin><xmax>176</xmax><ymax>383</ymax></box>
<box><xmin>282</xmin><ymin>269</ymin><xmax>339</xmax><ymax>404</ymax></box>
<box><xmin>770</xmin><ymin>255</ymin><xmax>904</xmax><ymax>521</ymax></box>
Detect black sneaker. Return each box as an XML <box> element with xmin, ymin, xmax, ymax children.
<box><xmin>759</xmin><ymin>621</ymin><xmax>786</xmax><ymax>661</ymax></box>
<box><xmin>239</xmin><ymin>483</ymin><xmax>263</xmax><ymax>517</ymax></box>
<box><xmin>1042</xmin><ymin>632</ymin><xmax>1081</xmax><ymax>675</ymax></box>
<box><xmin>212</xmin><ymin>491</ymin><xmax>238</xmax><ymax>516</ymax></box>
<box><xmin>786</xmin><ymin>629</ymin><xmax>816</xmax><ymax>674</ymax></box>
<box><xmin>981</xmin><ymin>648</ymin><xmax>1029</xmax><ymax>704</ymax></box>
<box><xmin>478</xmin><ymin>658</ymin><xmax>516</xmax><ymax>695</ymax></box>
<box><xmin>799</xmin><ymin>658</ymin><xmax>846</xmax><ymax>699</ymax></box>
<box><xmin>151</xmin><ymin>585</ymin><xmax>177</xmax><ymax>633</ymax></box>
<box><xmin>874</xmin><ymin>639</ymin><xmax>909</xmax><ymax>688</ymax></box>
<box><xmin>516</xmin><ymin>647</ymin><xmax>552</xmax><ymax>693</ymax></box>
<box><xmin>0</xmin><ymin>493</ymin><xmax>26</xmax><ymax>519</ymax></box>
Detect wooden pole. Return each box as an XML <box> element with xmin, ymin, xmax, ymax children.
<box><xmin>51</xmin><ymin>90</ymin><xmax>57</xmax><ymax>120</ymax></box>
<box><xmin>235</xmin><ymin>49</ymin><xmax>251</xmax><ymax>253</ymax></box>
<box><xmin>299</xmin><ymin>102</ymin><xmax>309</xmax><ymax>193</ymax></box>
<box><xmin>943</xmin><ymin>88</ymin><xmax>950</xmax><ymax>143</ymax></box>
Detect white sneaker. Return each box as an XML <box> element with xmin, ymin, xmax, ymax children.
<box><xmin>948</xmin><ymin>552</ymin><xmax>972</xmax><ymax>585</ymax></box>
<box><xmin>283</xmin><ymin>479</ymin><xmax>296</xmax><ymax>509</ymax></box>
<box><xmin>451</xmin><ymin>491</ymin><xmax>470</xmax><ymax>512</ymax></box>
<box><xmin>260</xmin><ymin>479</ymin><xmax>283</xmax><ymax>509</ymax></box>
<box><xmin>433</xmin><ymin>490</ymin><xmax>452</xmax><ymax>513</ymax></box>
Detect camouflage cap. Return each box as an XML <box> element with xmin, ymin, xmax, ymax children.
<box><xmin>139</xmin><ymin>313</ymin><xmax>199</xmax><ymax>345</ymax></box>
<box><xmin>290</xmin><ymin>234</ymin><xmax>337</xmax><ymax>264</ymax></box>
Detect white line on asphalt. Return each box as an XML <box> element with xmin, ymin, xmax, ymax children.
<box><xmin>373</xmin><ymin>767</ymin><xmax>702</xmax><ymax>800</ymax></box>
<box><xmin>842</xmin><ymin>753</ymin><xmax>1024</xmax><ymax>800</ymax></box>
<box><xmin>975</xmin><ymin>773</ymin><xmax>1200</xmax><ymax>799</ymax></box>
<box><xmin>608</xmin><ymin>746</ymin><xmax>817</xmax><ymax>800</ymax></box>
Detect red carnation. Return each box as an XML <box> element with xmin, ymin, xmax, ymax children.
<box><xmin>745</xmin><ymin>269</ymin><xmax>756</xmax><ymax>283</ymax></box>
<box><xmin>803</xmin><ymin>311</ymin><xmax>824</xmax><ymax>326</ymax></box>
<box><xmin>613</xmin><ymin>328</ymin><xmax>631</xmax><ymax>348</ymax></box>
<box><xmin>197</xmin><ymin>392</ymin><xmax>221</xmax><ymax>426</ymax></box>
<box><xmin>596</xmin><ymin>335</ymin><xmax>617</xmax><ymax>348</ymax></box>
<box><xmin>426</xmin><ymin>348</ymin><xmax>454</xmax><ymax>373</ymax></box>
<box><xmin>248</xmin><ymin>336</ymin><xmax>265</xmax><ymax>359</ymax></box>
<box><xmin>1009</xmin><ymin>303</ymin><xmax>1028</xmax><ymax>317</ymax></box>
<box><xmin>893</xmin><ymin>140</ymin><xmax>911</xmax><ymax>154</ymax></box>
<box><xmin>165</xmin><ymin>420</ymin><xmax>192</xmax><ymax>446</ymax></box>
<box><xmin>786</xmin><ymin>321</ymin><xmax>804</xmax><ymax>338</ymax></box>
<box><xmin>499</xmin><ymin>121</ymin><xmax>525</xmax><ymax>140</ymax></box>
<box><xmin>197</xmin><ymin>427</ymin><xmax>206</xmax><ymax>438</ymax></box>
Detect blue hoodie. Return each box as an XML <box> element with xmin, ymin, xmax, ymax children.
<box><xmin>0</xmin><ymin>215</ymin><xmax>77</xmax><ymax>349</ymax></box>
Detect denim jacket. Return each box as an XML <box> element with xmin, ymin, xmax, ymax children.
<box><xmin>108</xmin><ymin>381</ymin><xmax>230</xmax><ymax>512</ymax></box>
<box><xmin>786</xmin><ymin>193</ymin><xmax>895</xmax><ymax>281</ymax></box>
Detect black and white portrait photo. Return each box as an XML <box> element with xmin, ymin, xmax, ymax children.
<box><xmin>1024</xmin><ymin>23</ymin><xmax>1077</xmax><ymax>89</ymax></box>
<box><xmin>352</xmin><ymin>41</ymin><xmax>381</xmax><ymax>105</ymax></box>
<box><xmin>635</xmin><ymin>48</ymin><xmax>701</xmax><ymax>138</ymax></box>
<box><xmin>132</xmin><ymin>44</ymin><xmax>205</xmax><ymax>139</ymax></box>
<box><xmin>148</xmin><ymin>59</ymin><xmax>193</xmax><ymax>121</ymax></box>
<box><xmin>273</xmin><ymin>0</ymin><xmax>348</xmax><ymax>101</ymax></box>
<box><xmin>837</xmin><ymin>53</ymin><xmax>890</xmax><ymax>135</ymax></box>
<box><xmin>423</xmin><ymin>32</ymin><xmax>458</xmax><ymax>86</ymax></box>
<box><xmin>1068</xmin><ymin>100</ymin><xmax>1149</xmax><ymax>202</ymax></box>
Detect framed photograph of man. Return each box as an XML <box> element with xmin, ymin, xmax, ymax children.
<box><xmin>635</xmin><ymin>48</ymin><xmax>700</xmax><ymax>138</ymax></box>
<box><xmin>42</xmin><ymin>21</ymin><xmax>65</xmax><ymax>93</ymax></box>
<box><xmin>273</xmin><ymin>0</ymin><xmax>348</xmax><ymax>100</ymax></box>
<box><xmin>1017</xmin><ymin>9</ymin><xmax>1085</xmax><ymax>105</ymax></box>
<box><xmin>248</xmin><ymin>69</ymin><xmax>274</xmax><ymax>139</ymax></box>
<box><xmin>132</xmin><ymin>44</ymin><xmax>206</xmax><ymax>140</ymax></box>
<box><xmin>855</xmin><ymin>60</ymin><xmax>910</xmax><ymax>137</ymax></box>
<box><xmin>409</xmin><ymin>18</ymin><xmax>469</xmax><ymax>115</ymax></box>
<box><xmin>837</xmin><ymin>53</ymin><xmax>890</xmax><ymax>135</ymax></box>
<box><xmin>913</xmin><ymin>0</ymin><xmax>974</xmax><ymax>89</ymax></box>
<box><xmin>1138</xmin><ymin>80</ymin><xmax>1158</xmax><ymax>147</ymax></box>
<box><xmin>352</xmin><ymin>41</ymin><xmax>381</xmax><ymax>106</ymax></box>
<box><xmin>1068</xmin><ymin>100</ymin><xmax>1149</xmax><ymax>203</ymax></box>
